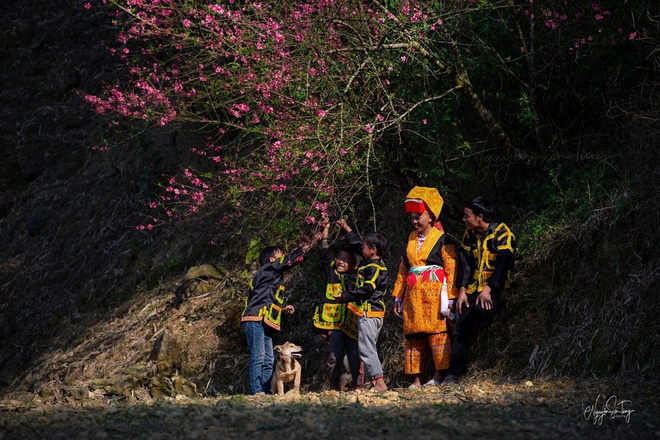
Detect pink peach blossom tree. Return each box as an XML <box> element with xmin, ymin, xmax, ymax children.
<box><xmin>86</xmin><ymin>0</ymin><xmax>655</xmax><ymax>239</ymax></box>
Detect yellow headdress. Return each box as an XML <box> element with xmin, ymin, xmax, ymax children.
<box><xmin>404</xmin><ymin>186</ymin><xmax>443</xmax><ymax>221</ymax></box>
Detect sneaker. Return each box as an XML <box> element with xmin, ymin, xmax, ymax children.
<box><xmin>442</xmin><ymin>374</ymin><xmax>459</xmax><ymax>384</ymax></box>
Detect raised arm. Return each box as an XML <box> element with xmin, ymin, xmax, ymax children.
<box><xmin>341</xmin><ymin>264</ymin><xmax>382</xmax><ymax>302</ymax></box>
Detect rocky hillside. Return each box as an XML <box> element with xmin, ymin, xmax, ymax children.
<box><xmin>0</xmin><ymin>0</ymin><xmax>203</xmax><ymax>392</ymax></box>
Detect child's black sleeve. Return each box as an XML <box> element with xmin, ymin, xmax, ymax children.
<box><xmin>320</xmin><ymin>246</ymin><xmax>333</xmax><ymax>281</ymax></box>
<box><xmin>341</xmin><ymin>265</ymin><xmax>381</xmax><ymax>301</ymax></box>
<box><xmin>273</xmin><ymin>245</ymin><xmax>307</xmax><ymax>272</ymax></box>
<box><xmin>344</xmin><ymin>231</ymin><xmax>363</xmax><ymax>255</ymax></box>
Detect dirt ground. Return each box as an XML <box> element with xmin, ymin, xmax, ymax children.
<box><xmin>0</xmin><ymin>378</ymin><xmax>656</xmax><ymax>440</ymax></box>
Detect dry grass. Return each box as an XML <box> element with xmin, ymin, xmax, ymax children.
<box><xmin>482</xmin><ymin>122</ymin><xmax>660</xmax><ymax>379</ymax></box>
<box><xmin>2</xmin><ymin>377</ymin><xmax>658</xmax><ymax>439</ymax></box>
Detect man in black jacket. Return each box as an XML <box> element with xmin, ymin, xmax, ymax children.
<box><xmin>444</xmin><ymin>197</ymin><xmax>516</xmax><ymax>383</ymax></box>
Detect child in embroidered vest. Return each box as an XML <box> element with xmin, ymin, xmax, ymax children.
<box><xmin>312</xmin><ymin>220</ymin><xmax>362</xmax><ymax>390</ymax></box>
<box><xmin>241</xmin><ymin>237</ymin><xmax>319</xmax><ymax>395</ymax></box>
<box><xmin>334</xmin><ymin>219</ymin><xmax>389</xmax><ymax>392</ymax></box>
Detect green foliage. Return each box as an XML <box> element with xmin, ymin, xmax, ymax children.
<box><xmin>244</xmin><ymin>239</ymin><xmax>262</xmax><ymax>265</ymax></box>
<box><xmin>516</xmin><ymin>94</ymin><xmax>534</xmax><ymax>127</ymax></box>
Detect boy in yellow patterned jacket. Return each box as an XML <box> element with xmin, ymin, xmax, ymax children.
<box><xmin>312</xmin><ymin>221</ymin><xmax>362</xmax><ymax>390</ymax></box>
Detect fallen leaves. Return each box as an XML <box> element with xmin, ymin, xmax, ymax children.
<box><xmin>2</xmin><ymin>378</ymin><xmax>655</xmax><ymax>439</ymax></box>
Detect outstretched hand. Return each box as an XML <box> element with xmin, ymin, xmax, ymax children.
<box><xmin>335</xmin><ymin>218</ymin><xmax>352</xmax><ymax>233</ymax></box>
<box><xmin>301</xmin><ymin>231</ymin><xmax>324</xmax><ymax>253</ymax></box>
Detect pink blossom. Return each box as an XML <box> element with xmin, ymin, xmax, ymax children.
<box><xmin>313</xmin><ymin>202</ymin><xmax>328</xmax><ymax>212</ymax></box>
<box><xmin>191</xmin><ymin>192</ymin><xmax>205</xmax><ymax>204</ymax></box>
<box><xmin>88</xmin><ymin>0</ymin><xmax>525</xmax><ymax>238</ymax></box>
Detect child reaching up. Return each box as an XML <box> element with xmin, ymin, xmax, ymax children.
<box><xmin>334</xmin><ymin>220</ymin><xmax>389</xmax><ymax>392</ymax></box>
<box><xmin>242</xmin><ymin>236</ymin><xmax>319</xmax><ymax>395</ymax></box>
<box><xmin>312</xmin><ymin>220</ymin><xmax>363</xmax><ymax>390</ymax></box>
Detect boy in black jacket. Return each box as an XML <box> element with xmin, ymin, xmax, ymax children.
<box><xmin>335</xmin><ymin>220</ymin><xmax>389</xmax><ymax>392</ymax></box>
<box><xmin>241</xmin><ymin>238</ymin><xmax>318</xmax><ymax>394</ymax></box>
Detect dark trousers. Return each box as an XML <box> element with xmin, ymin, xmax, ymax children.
<box><xmin>446</xmin><ymin>291</ymin><xmax>500</xmax><ymax>376</ymax></box>
<box><xmin>329</xmin><ymin>330</ymin><xmax>362</xmax><ymax>388</ymax></box>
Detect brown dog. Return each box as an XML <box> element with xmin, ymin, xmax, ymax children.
<box><xmin>272</xmin><ymin>342</ymin><xmax>302</xmax><ymax>395</ymax></box>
